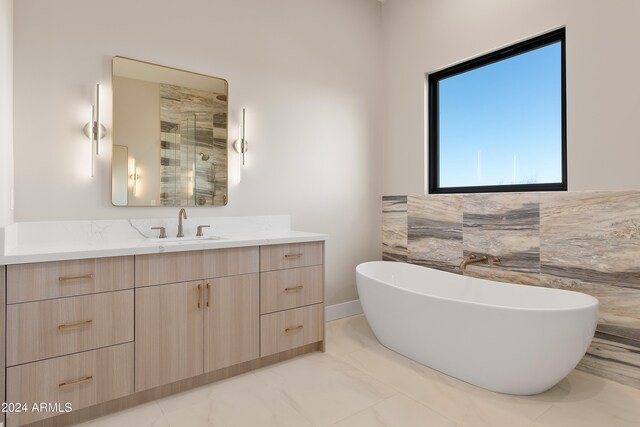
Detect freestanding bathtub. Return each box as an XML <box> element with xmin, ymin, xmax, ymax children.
<box><xmin>356</xmin><ymin>261</ymin><xmax>599</xmax><ymax>395</ymax></box>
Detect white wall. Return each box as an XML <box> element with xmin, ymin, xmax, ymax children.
<box><xmin>0</xmin><ymin>0</ymin><xmax>13</xmax><ymax>226</ymax></box>
<box><xmin>381</xmin><ymin>0</ymin><xmax>640</xmax><ymax>195</ymax></box>
<box><xmin>13</xmin><ymin>0</ymin><xmax>382</xmax><ymax>305</ymax></box>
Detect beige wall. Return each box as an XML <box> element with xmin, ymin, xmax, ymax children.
<box><xmin>14</xmin><ymin>0</ymin><xmax>634</xmax><ymax>306</ymax></box>
<box><xmin>381</xmin><ymin>0</ymin><xmax>640</xmax><ymax>195</ymax></box>
<box><xmin>112</xmin><ymin>76</ymin><xmax>161</xmax><ymax>205</ymax></box>
<box><xmin>12</xmin><ymin>0</ymin><xmax>383</xmax><ymax>306</ymax></box>
<box><xmin>0</xmin><ymin>0</ymin><xmax>13</xmax><ymax>226</ymax></box>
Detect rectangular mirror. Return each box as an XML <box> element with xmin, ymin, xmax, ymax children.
<box><xmin>112</xmin><ymin>56</ymin><xmax>228</xmax><ymax>206</ymax></box>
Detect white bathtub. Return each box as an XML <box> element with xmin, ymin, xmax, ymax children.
<box><xmin>356</xmin><ymin>261</ymin><xmax>599</xmax><ymax>395</ymax></box>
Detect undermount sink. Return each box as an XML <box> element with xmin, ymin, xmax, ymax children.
<box><xmin>149</xmin><ymin>236</ymin><xmax>224</xmax><ymax>244</ymax></box>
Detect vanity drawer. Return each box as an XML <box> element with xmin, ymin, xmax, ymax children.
<box><xmin>261</xmin><ymin>265</ymin><xmax>324</xmax><ymax>314</ymax></box>
<box><xmin>260</xmin><ymin>303</ymin><xmax>324</xmax><ymax>357</ymax></box>
<box><xmin>6</xmin><ymin>343</ymin><xmax>134</xmax><ymax>427</ymax></box>
<box><xmin>7</xmin><ymin>256</ymin><xmax>134</xmax><ymax>304</ymax></box>
<box><xmin>135</xmin><ymin>246</ymin><xmax>259</xmax><ymax>287</ymax></box>
<box><xmin>6</xmin><ymin>290</ymin><xmax>134</xmax><ymax>366</ymax></box>
<box><xmin>260</xmin><ymin>241</ymin><xmax>323</xmax><ymax>272</ymax></box>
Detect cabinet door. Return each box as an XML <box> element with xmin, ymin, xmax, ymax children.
<box><xmin>135</xmin><ymin>281</ymin><xmax>203</xmax><ymax>391</ymax></box>
<box><xmin>204</xmin><ymin>273</ymin><xmax>260</xmax><ymax>372</ymax></box>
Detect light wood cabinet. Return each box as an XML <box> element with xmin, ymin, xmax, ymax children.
<box><xmin>6</xmin><ymin>290</ymin><xmax>134</xmax><ymax>366</ymax></box>
<box><xmin>135</xmin><ymin>246</ymin><xmax>259</xmax><ymax>287</ymax></box>
<box><xmin>1</xmin><ymin>265</ymin><xmax>5</xmax><ymax>427</ymax></box>
<box><xmin>261</xmin><ymin>303</ymin><xmax>324</xmax><ymax>357</ymax></box>
<box><xmin>6</xmin><ymin>343</ymin><xmax>134</xmax><ymax>427</ymax></box>
<box><xmin>7</xmin><ymin>256</ymin><xmax>134</xmax><ymax>304</ymax></box>
<box><xmin>260</xmin><ymin>241</ymin><xmax>323</xmax><ymax>271</ymax></box>
<box><xmin>261</xmin><ymin>265</ymin><xmax>324</xmax><ymax>314</ymax></box>
<box><xmin>136</xmin><ymin>274</ymin><xmax>261</xmax><ymax>390</ymax></box>
<box><xmin>2</xmin><ymin>241</ymin><xmax>325</xmax><ymax>426</ymax></box>
<box><xmin>204</xmin><ymin>273</ymin><xmax>260</xmax><ymax>372</ymax></box>
<box><xmin>259</xmin><ymin>242</ymin><xmax>325</xmax><ymax>358</ymax></box>
<box><xmin>135</xmin><ymin>281</ymin><xmax>204</xmax><ymax>391</ymax></box>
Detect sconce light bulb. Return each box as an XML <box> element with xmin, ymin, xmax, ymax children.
<box><xmin>84</xmin><ymin>84</ymin><xmax>104</xmax><ymax>177</ymax></box>
<box><xmin>233</xmin><ymin>108</ymin><xmax>249</xmax><ymax>167</ymax></box>
<box><xmin>89</xmin><ymin>106</ymin><xmax>95</xmax><ymax>178</ymax></box>
<box><xmin>96</xmin><ymin>83</ymin><xmax>101</xmax><ymax>155</ymax></box>
<box><xmin>134</xmin><ymin>168</ymin><xmax>141</xmax><ymax>196</ymax></box>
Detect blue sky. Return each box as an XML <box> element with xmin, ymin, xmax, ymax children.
<box><xmin>438</xmin><ymin>42</ymin><xmax>562</xmax><ymax>188</ymax></box>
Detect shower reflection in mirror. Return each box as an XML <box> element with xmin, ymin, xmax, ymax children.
<box><xmin>111</xmin><ymin>56</ymin><xmax>228</xmax><ymax>207</ymax></box>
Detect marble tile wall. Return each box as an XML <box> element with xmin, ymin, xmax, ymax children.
<box><xmin>381</xmin><ymin>191</ymin><xmax>640</xmax><ymax>389</ymax></box>
<box><xmin>382</xmin><ymin>196</ymin><xmax>407</xmax><ymax>262</ymax></box>
<box><xmin>407</xmin><ymin>195</ymin><xmax>462</xmax><ymax>273</ymax></box>
<box><xmin>463</xmin><ymin>193</ymin><xmax>542</xmax><ymax>286</ymax></box>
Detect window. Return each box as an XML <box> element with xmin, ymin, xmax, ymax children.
<box><xmin>428</xmin><ymin>29</ymin><xmax>566</xmax><ymax>194</ymax></box>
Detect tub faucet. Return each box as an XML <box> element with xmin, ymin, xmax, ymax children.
<box><xmin>459</xmin><ymin>254</ymin><xmax>488</xmax><ymax>270</ymax></box>
<box><xmin>177</xmin><ymin>208</ymin><xmax>188</xmax><ymax>238</ymax></box>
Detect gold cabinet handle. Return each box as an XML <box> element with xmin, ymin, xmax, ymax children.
<box><xmin>284</xmin><ymin>253</ymin><xmax>303</xmax><ymax>259</ymax></box>
<box><xmin>206</xmin><ymin>283</ymin><xmax>211</xmax><ymax>307</ymax></box>
<box><xmin>285</xmin><ymin>325</ymin><xmax>304</xmax><ymax>333</ymax></box>
<box><xmin>59</xmin><ymin>273</ymin><xmax>94</xmax><ymax>282</ymax></box>
<box><xmin>58</xmin><ymin>320</ymin><xmax>93</xmax><ymax>331</ymax></box>
<box><xmin>197</xmin><ymin>284</ymin><xmax>202</xmax><ymax>309</ymax></box>
<box><xmin>284</xmin><ymin>285</ymin><xmax>304</xmax><ymax>292</ymax></box>
<box><xmin>59</xmin><ymin>375</ymin><xmax>93</xmax><ymax>389</ymax></box>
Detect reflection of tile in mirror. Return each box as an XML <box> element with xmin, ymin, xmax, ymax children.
<box><xmin>160</xmin><ymin>84</ymin><xmax>227</xmax><ymax>207</ymax></box>
<box><xmin>111</xmin><ymin>56</ymin><xmax>228</xmax><ymax>207</ymax></box>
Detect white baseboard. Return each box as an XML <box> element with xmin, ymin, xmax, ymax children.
<box><xmin>325</xmin><ymin>299</ymin><xmax>363</xmax><ymax>322</ymax></box>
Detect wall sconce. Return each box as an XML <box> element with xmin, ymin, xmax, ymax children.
<box><xmin>128</xmin><ymin>158</ymin><xmax>140</xmax><ymax>196</ymax></box>
<box><xmin>188</xmin><ymin>168</ymin><xmax>194</xmax><ymax>197</ymax></box>
<box><xmin>131</xmin><ymin>169</ymin><xmax>141</xmax><ymax>196</ymax></box>
<box><xmin>233</xmin><ymin>108</ymin><xmax>248</xmax><ymax>165</ymax></box>
<box><xmin>83</xmin><ymin>84</ymin><xmax>107</xmax><ymax>177</ymax></box>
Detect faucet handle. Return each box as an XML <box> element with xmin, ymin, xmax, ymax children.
<box><xmin>151</xmin><ymin>227</ymin><xmax>167</xmax><ymax>239</ymax></box>
<box><xmin>196</xmin><ymin>225</ymin><xmax>211</xmax><ymax>237</ymax></box>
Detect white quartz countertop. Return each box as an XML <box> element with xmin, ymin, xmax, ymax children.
<box><xmin>0</xmin><ymin>215</ymin><xmax>327</xmax><ymax>265</ymax></box>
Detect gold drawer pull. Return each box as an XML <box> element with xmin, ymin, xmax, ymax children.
<box><xmin>284</xmin><ymin>285</ymin><xmax>304</xmax><ymax>292</ymax></box>
<box><xmin>206</xmin><ymin>283</ymin><xmax>211</xmax><ymax>307</ymax></box>
<box><xmin>59</xmin><ymin>376</ymin><xmax>93</xmax><ymax>389</ymax></box>
<box><xmin>59</xmin><ymin>273</ymin><xmax>94</xmax><ymax>282</ymax></box>
<box><xmin>198</xmin><ymin>284</ymin><xmax>202</xmax><ymax>309</ymax></box>
<box><xmin>284</xmin><ymin>253</ymin><xmax>303</xmax><ymax>259</ymax></box>
<box><xmin>58</xmin><ymin>320</ymin><xmax>93</xmax><ymax>330</ymax></box>
<box><xmin>285</xmin><ymin>325</ymin><xmax>304</xmax><ymax>333</ymax></box>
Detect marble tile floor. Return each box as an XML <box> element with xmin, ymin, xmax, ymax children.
<box><xmin>76</xmin><ymin>315</ymin><xmax>640</xmax><ymax>427</ymax></box>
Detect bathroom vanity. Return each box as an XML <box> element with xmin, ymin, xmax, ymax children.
<box><xmin>0</xmin><ymin>217</ymin><xmax>326</xmax><ymax>427</ymax></box>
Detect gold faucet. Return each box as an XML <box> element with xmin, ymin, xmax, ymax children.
<box><xmin>459</xmin><ymin>254</ymin><xmax>489</xmax><ymax>270</ymax></box>
<box><xmin>177</xmin><ymin>208</ymin><xmax>188</xmax><ymax>238</ymax></box>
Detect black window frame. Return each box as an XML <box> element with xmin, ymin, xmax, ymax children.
<box><xmin>428</xmin><ymin>28</ymin><xmax>567</xmax><ymax>194</ymax></box>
